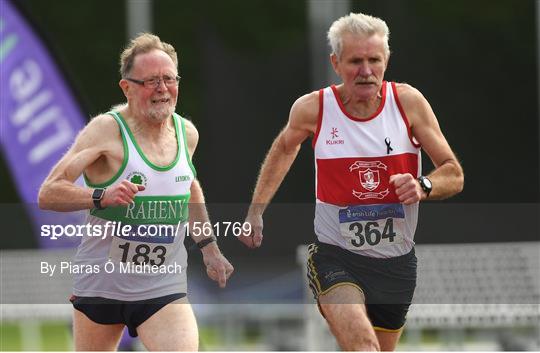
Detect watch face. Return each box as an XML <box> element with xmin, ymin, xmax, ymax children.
<box><xmin>422</xmin><ymin>177</ymin><xmax>432</xmax><ymax>189</ymax></box>
<box><xmin>92</xmin><ymin>188</ymin><xmax>105</xmax><ymax>200</ymax></box>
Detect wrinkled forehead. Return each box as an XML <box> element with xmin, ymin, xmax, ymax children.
<box><xmin>131</xmin><ymin>49</ymin><xmax>177</xmax><ymax>77</ymax></box>
<box><xmin>340</xmin><ymin>32</ymin><xmax>387</xmax><ymax>58</ymax></box>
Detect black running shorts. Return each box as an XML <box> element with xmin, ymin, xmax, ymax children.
<box><xmin>70</xmin><ymin>293</ymin><xmax>186</xmax><ymax>337</ymax></box>
<box><xmin>307</xmin><ymin>241</ymin><xmax>417</xmax><ymax>331</ymax></box>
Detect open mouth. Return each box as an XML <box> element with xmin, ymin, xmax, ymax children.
<box><xmin>151</xmin><ymin>98</ymin><xmax>170</xmax><ymax>104</ymax></box>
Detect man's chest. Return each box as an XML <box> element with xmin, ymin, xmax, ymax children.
<box><xmin>135</xmin><ymin>136</ymin><xmax>178</xmax><ymax>167</ymax></box>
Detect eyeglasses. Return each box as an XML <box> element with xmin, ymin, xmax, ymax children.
<box><xmin>126</xmin><ymin>75</ymin><xmax>181</xmax><ymax>89</ymax></box>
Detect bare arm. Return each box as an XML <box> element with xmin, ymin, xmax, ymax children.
<box><xmin>184</xmin><ymin>118</ymin><xmax>234</xmax><ymax>288</ymax></box>
<box><xmin>38</xmin><ymin>114</ymin><xmax>142</xmax><ymax>211</ymax></box>
<box><xmin>184</xmin><ymin>118</ymin><xmax>211</xmax><ymax>238</ymax></box>
<box><xmin>250</xmin><ymin>92</ymin><xmax>319</xmax><ymax>212</ymax></box>
<box><xmin>390</xmin><ymin>84</ymin><xmax>464</xmax><ymax>204</ymax></box>
<box><xmin>241</xmin><ymin>91</ymin><xmax>319</xmax><ymax>248</ymax></box>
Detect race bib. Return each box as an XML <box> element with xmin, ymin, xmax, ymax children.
<box><xmin>108</xmin><ymin>224</ymin><xmax>179</xmax><ymax>266</ymax></box>
<box><xmin>339</xmin><ymin>204</ymin><xmax>405</xmax><ymax>250</ymax></box>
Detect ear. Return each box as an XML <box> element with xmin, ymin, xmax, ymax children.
<box><xmin>384</xmin><ymin>54</ymin><xmax>390</xmax><ymax>71</ymax></box>
<box><xmin>330</xmin><ymin>53</ymin><xmax>339</xmax><ymax>75</ymax></box>
<box><xmin>119</xmin><ymin>79</ymin><xmax>129</xmax><ymax>98</ymax></box>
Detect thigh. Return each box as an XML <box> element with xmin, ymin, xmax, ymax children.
<box><xmin>318</xmin><ymin>283</ymin><xmax>369</xmax><ymax>323</ymax></box>
<box><xmin>307</xmin><ymin>242</ymin><xmax>363</xmax><ymax>301</ymax></box>
<box><xmin>137</xmin><ymin>296</ymin><xmax>199</xmax><ymax>351</ymax></box>
<box><xmin>318</xmin><ymin>285</ymin><xmax>380</xmax><ymax>351</ymax></box>
<box><xmin>73</xmin><ymin>308</ymin><xmax>125</xmax><ymax>351</ymax></box>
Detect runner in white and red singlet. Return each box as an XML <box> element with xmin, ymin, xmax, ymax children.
<box><xmin>239</xmin><ymin>13</ymin><xmax>463</xmax><ymax>351</ymax></box>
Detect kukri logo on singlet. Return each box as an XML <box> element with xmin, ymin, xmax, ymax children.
<box><xmin>326</xmin><ymin>127</ymin><xmax>344</xmax><ymax>145</ymax></box>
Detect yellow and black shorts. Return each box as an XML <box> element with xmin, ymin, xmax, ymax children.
<box><xmin>307</xmin><ymin>241</ymin><xmax>417</xmax><ymax>331</ymax></box>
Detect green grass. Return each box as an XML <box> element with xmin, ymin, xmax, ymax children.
<box><xmin>1</xmin><ymin>324</ymin><xmax>22</xmax><ymax>351</ymax></box>
<box><xmin>40</xmin><ymin>322</ymin><xmax>71</xmax><ymax>351</ymax></box>
<box><xmin>0</xmin><ymin>322</ymin><xmax>72</xmax><ymax>351</ymax></box>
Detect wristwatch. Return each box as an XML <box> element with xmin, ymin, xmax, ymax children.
<box><xmin>92</xmin><ymin>188</ymin><xmax>106</xmax><ymax>209</ymax></box>
<box><xmin>417</xmin><ymin>176</ymin><xmax>432</xmax><ymax>198</ymax></box>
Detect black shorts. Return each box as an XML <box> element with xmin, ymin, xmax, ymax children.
<box><xmin>307</xmin><ymin>241</ymin><xmax>417</xmax><ymax>331</ymax></box>
<box><xmin>70</xmin><ymin>293</ymin><xmax>186</xmax><ymax>337</ymax></box>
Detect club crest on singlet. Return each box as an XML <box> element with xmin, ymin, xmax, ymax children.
<box><xmin>349</xmin><ymin>161</ymin><xmax>389</xmax><ymax>200</ymax></box>
<box><xmin>127</xmin><ymin>171</ymin><xmax>148</xmax><ymax>186</ymax></box>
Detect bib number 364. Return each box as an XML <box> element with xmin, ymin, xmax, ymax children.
<box><xmin>347</xmin><ymin>218</ymin><xmax>397</xmax><ymax>248</ymax></box>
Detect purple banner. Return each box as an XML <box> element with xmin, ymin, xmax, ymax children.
<box><xmin>1</xmin><ymin>0</ymin><xmax>86</xmax><ymax>248</ymax></box>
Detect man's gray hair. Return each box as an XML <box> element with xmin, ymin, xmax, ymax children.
<box><xmin>119</xmin><ymin>33</ymin><xmax>178</xmax><ymax>78</ymax></box>
<box><xmin>327</xmin><ymin>13</ymin><xmax>390</xmax><ymax>59</ymax></box>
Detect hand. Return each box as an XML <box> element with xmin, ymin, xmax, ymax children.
<box><xmin>101</xmin><ymin>180</ymin><xmax>145</xmax><ymax>207</ymax></box>
<box><xmin>202</xmin><ymin>244</ymin><xmax>234</xmax><ymax>288</ymax></box>
<box><xmin>389</xmin><ymin>173</ymin><xmax>424</xmax><ymax>205</ymax></box>
<box><xmin>238</xmin><ymin>212</ymin><xmax>263</xmax><ymax>248</ymax></box>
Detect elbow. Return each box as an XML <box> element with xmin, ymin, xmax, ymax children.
<box><xmin>279</xmin><ymin>139</ymin><xmax>301</xmax><ymax>156</ymax></box>
<box><xmin>455</xmin><ymin>167</ymin><xmax>465</xmax><ymax>195</ymax></box>
<box><xmin>37</xmin><ymin>185</ymin><xmax>50</xmax><ymax>210</ymax></box>
<box><xmin>456</xmin><ymin>175</ymin><xmax>464</xmax><ymax>195</ymax></box>
<box><xmin>275</xmin><ymin>132</ymin><xmax>300</xmax><ymax>156</ymax></box>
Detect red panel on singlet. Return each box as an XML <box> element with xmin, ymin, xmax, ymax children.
<box><xmin>316</xmin><ymin>153</ymin><xmax>419</xmax><ymax>206</ymax></box>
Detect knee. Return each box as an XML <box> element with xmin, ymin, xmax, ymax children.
<box><xmin>350</xmin><ymin>336</ymin><xmax>380</xmax><ymax>351</ymax></box>
<box><xmin>321</xmin><ymin>305</ymin><xmax>380</xmax><ymax>351</ymax></box>
<box><xmin>326</xmin><ymin>319</ymin><xmax>380</xmax><ymax>351</ymax></box>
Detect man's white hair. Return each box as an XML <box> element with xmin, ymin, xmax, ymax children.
<box><xmin>327</xmin><ymin>12</ymin><xmax>390</xmax><ymax>59</ymax></box>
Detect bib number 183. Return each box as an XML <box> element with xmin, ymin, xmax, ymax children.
<box><xmin>108</xmin><ymin>235</ymin><xmax>170</xmax><ymax>266</ymax></box>
<box><xmin>117</xmin><ymin>242</ymin><xmax>167</xmax><ymax>265</ymax></box>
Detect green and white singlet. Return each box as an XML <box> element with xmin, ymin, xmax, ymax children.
<box><xmin>73</xmin><ymin>111</ymin><xmax>196</xmax><ymax>301</ymax></box>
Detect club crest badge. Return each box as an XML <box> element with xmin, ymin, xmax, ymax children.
<box><xmin>127</xmin><ymin>171</ymin><xmax>148</xmax><ymax>187</ymax></box>
<box><xmin>360</xmin><ymin>169</ymin><xmax>379</xmax><ymax>191</ymax></box>
<box><xmin>349</xmin><ymin>161</ymin><xmax>389</xmax><ymax>200</ymax></box>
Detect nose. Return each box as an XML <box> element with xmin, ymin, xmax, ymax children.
<box><xmin>357</xmin><ymin>62</ymin><xmax>372</xmax><ymax>77</ymax></box>
<box><xmin>155</xmin><ymin>78</ymin><xmax>168</xmax><ymax>91</ymax></box>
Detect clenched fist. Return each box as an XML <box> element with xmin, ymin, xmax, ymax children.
<box><xmin>389</xmin><ymin>173</ymin><xmax>425</xmax><ymax>205</ymax></box>
<box><xmin>101</xmin><ymin>180</ymin><xmax>145</xmax><ymax>207</ymax></box>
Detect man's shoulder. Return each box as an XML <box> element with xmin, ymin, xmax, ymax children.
<box><xmin>296</xmin><ymin>90</ymin><xmax>320</xmax><ymax>105</ymax></box>
<box><xmin>80</xmin><ymin>113</ymin><xmax>121</xmax><ymax>143</ymax></box>
<box><xmin>178</xmin><ymin>115</ymin><xmax>196</xmax><ymax>130</ymax></box>
<box><xmin>88</xmin><ymin>113</ymin><xmax>120</xmax><ymax>130</ymax></box>
<box><xmin>177</xmin><ymin>115</ymin><xmax>199</xmax><ymax>150</ymax></box>
<box><xmin>393</xmin><ymin>82</ymin><xmax>429</xmax><ymax>113</ymax></box>
<box><xmin>393</xmin><ymin>82</ymin><xmax>436</xmax><ymax>129</ymax></box>
<box><xmin>292</xmin><ymin>91</ymin><xmax>320</xmax><ymax>117</ymax></box>
<box><xmin>178</xmin><ymin>115</ymin><xmax>198</xmax><ymax>136</ymax></box>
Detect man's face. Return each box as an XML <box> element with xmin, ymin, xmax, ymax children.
<box><xmin>331</xmin><ymin>33</ymin><xmax>388</xmax><ymax>101</ymax></box>
<box><xmin>122</xmin><ymin>49</ymin><xmax>178</xmax><ymax>122</ymax></box>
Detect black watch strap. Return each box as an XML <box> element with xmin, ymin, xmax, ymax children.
<box><xmin>417</xmin><ymin>176</ymin><xmax>432</xmax><ymax>197</ymax></box>
<box><xmin>93</xmin><ymin>199</ymin><xmax>103</xmax><ymax>210</ymax></box>
<box><xmin>197</xmin><ymin>237</ymin><xmax>216</xmax><ymax>250</ymax></box>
